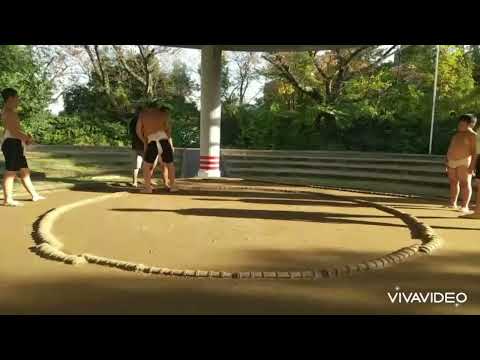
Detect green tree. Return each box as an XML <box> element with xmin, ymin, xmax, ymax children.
<box><xmin>0</xmin><ymin>45</ymin><xmax>53</xmax><ymax>118</ymax></box>
<box><xmin>167</xmin><ymin>61</ymin><xmax>198</xmax><ymax>99</ymax></box>
<box><xmin>0</xmin><ymin>45</ymin><xmax>55</xmax><ymax>141</ymax></box>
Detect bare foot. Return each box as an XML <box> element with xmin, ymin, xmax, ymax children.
<box><xmin>444</xmin><ymin>204</ymin><xmax>459</xmax><ymax>210</ymax></box>
<box><xmin>3</xmin><ymin>200</ymin><xmax>24</xmax><ymax>207</ymax></box>
<box><xmin>32</xmin><ymin>195</ymin><xmax>46</xmax><ymax>202</ymax></box>
<box><xmin>461</xmin><ymin>212</ymin><xmax>480</xmax><ymax>219</ymax></box>
<box><xmin>140</xmin><ymin>188</ymin><xmax>153</xmax><ymax>194</ymax></box>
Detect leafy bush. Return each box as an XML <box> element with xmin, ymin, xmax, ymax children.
<box><xmin>23</xmin><ymin>113</ymin><xmax>128</xmax><ymax>146</ymax></box>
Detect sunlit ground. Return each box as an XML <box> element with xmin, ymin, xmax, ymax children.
<box><xmin>0</xmin><ymin>148</ymin><xmax>478</xmax><ymax>315</ymax></box>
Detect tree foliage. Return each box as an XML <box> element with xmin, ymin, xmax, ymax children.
<box><xmin>3</xmin><ymin>45</ymin><xmax>480</xmax><ymax>154</ymax></box>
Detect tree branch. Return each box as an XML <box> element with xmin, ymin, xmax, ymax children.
<box><xmin>370</xmin><ymin>45</ymin><xmax>399</xmax><ymax>67</ymax></box>
<box><xmin>343</xmin><ymin>46</ymin><xmax>371</xmax><ymax>68</ymax></box>
<box><xmin>82</xmin><ymin>45</ymin><xmax>122</xmax><ymax>112</ymax></box>
<box><xmin>262</xmin><ymin>54</ymin><xmax>323</xmax><ymax>102</ymax></box>
<box><xmin>83</xmin><ymin>45</ymin><xmax>102</xmax><ymax>82</ymax></box>
<box><xmin>94</xmin><ymin>45</ymin><xmax>108</xmax><ymax>87</ymax></box>
<box><xmin>113</xmin><ymin>45</ymin><xmax>147</xmax><ymax>87</ymax></box>
<box><xmin>309</xmin><ymin>51</ymin><xmax>329</xmax><ymax>80</ymax></box>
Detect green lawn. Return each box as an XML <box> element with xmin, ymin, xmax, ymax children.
<box><xmin>2</xmin><ymin>150</ymin><xmax>149</xmax><ymax>193</ymax></box>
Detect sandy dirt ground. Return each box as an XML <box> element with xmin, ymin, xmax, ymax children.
<box><xmin>1</xmin><ymin>179</ymin><xmax>479</xmax><ymax>315</ymax></box>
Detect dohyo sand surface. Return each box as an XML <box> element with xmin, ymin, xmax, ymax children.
<box><xmin>1</xmin><ymin>179</ymin><xmax>479</xmax><ymax>315</ymax></box>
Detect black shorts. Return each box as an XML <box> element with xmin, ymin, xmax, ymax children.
<box><xmin>476</xmin><ymin>157</ymin><xmax>480</xmax><ymax>179</ymax></box>
<box><xmin>132</xmin><ymin>138</ymin><xmax>144</xmax><ymax>153</ymax></box>
<box><xmin>144</xmin><ymin>140</ymin><xmax>174</xmax><ymax>164</ymax></box>
<box><xmin>1</xmin><ymin>138</ymin><xmax>28</xmax><ymax>171</ymax></box>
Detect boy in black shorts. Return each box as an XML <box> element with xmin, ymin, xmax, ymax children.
<box><xmin>1</xmin><ymin>88</ymin><xmax>45</xmax><ymax>207</ymax></box>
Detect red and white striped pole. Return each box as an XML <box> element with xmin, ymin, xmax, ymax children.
<box><xmin>198</xmin><ymin>45</ymin><xmax>222</xmax><ymax>178</ymax></box>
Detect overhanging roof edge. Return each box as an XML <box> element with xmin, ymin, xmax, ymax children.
<box><xmin>167</xmin><ymin>45</ymin><xmax>368</xmax><ymax>52</ymax></box>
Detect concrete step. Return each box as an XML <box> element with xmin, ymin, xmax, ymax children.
<box><xmin>221</xmin><ymin>148</ymin><xmax>444</xmax><ymax>161</ymax></box>
<box><xmin>224</xmin><ymin>159</ymin><xmax>444</xmax><ymax>176</ymax></box>
<box><xmin>223</xmin><ymin>154</ymin><xmax>444</xmax><ymax>166</ymax></box>
<box><xmin>227</xmin><ymin>167</ymin><xmax>449</xmax><ymax>187</ymax></box>
<box><xmin>28</xmin><ymin>146</ymin><xmax>443</xmax><ymax>160</ymax></box>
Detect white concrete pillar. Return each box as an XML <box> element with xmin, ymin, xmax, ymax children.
<box><xmin>198</xmin><ymin>46</ymin><xmax>222</xmax><ymax>178</ymax></box>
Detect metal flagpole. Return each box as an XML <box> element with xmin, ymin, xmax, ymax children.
<box><xmin>429</xmin><ymin>45</ymin><xmax>440</xmax><ymax>155</ymax></box>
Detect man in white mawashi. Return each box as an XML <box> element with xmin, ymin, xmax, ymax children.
<box><xmin>446</xmin><ymin>114</ymin><xmax>477</xmax><ymax>214</ymax></box>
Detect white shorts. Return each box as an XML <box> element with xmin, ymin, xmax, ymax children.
<box><xmin>448</xmin><ymin>157</ymin><xmax>471</xmax><ymax>169</ymax></box>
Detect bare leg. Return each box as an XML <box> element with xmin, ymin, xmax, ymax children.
<box><xmin>150</xmin><ymin>156</ymin><xmax>159</xmax><ymax>186</ymax></box>
<box><xmin>133</xmin><ymin>168</ymin><xmax>140</xmax><ymax>187</ymax></box>
<box><xmin>142</xmin><ymin>162</ymin><xmax>153</xmax><ymax>193</ymax></box>
<box><xmin>447</xmin><ymin>167</ymin><xmax>460</xmax><ymax>207</ymax></box>
<box><xmin>457</xmin><ymin>166</ymin><xmax>472</xmax><ymax>210</ymax></box>
<box><xmin>133</xmin><ymin>154</ymin><xmax>143</xmax><ymax>187</ymax></box>
<box><xmin>475</xmin><ymin>180</ymin><xmax>480</xmax><ymax>214</ymax></box>
<box><xmin>19</xmin><ymin>168</ymin><xmax>44</xmax><ymax>201</ymax></box>
<box><xmin>2</xmin><ymin>171</ymin><xmax>21</xmax><ymax>206</ymax></box>
<box><xmin>462</xmin><ymin>179</ymin><xmax>480</xmax><ymax>218</ymax></box>
<box><xmin>167</xmin><ymin>163</ymin><xmax>176</xmax><ymax>191</ymax></box>
<box><xmin>152</xmin><ymin>156</ymin><xmax>159</xmax><ymax>175</ymax></box>
<box><xmin>162</xmin><ymin>163</ymin><xmax>169</xmax><ymax>188</ymax></box>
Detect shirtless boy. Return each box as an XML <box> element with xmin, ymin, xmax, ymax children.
<box><xmin>462</xmin><ymin>122</ymin><xmax>480</xmax><ymax>219</ymax></box>
<box><xmin>1</xmin><ymin>88</ymin><xmax>45</xmax><ymax>206</ymax></box>
<box><xmin>446</xmin><ymin>114</ymin><xmax>477</xmax><ymax>214</ymax></box>
<box><xmin>136</xmin><ymin>104</ymin><xmax>177</xmax><ymax>193</ymax></box>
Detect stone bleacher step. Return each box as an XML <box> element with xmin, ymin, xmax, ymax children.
<box><xmin>221</xmin><ymin>149</ymin><xmax>444</xmax><ymax>161</ymax></box>
<box><xmin>227</xmin><ymin>167</ymin><xmax>449</xmax><ymax>186</ymax></box>
<box><xmin>224</xmin><ymin>159</ymin><xmax>444</xmax><ymax>175</ymax></box>
<box><xmin>223</xmin><ymin>155</ymin><xmax>444</xmax><ymax>166</ymax></box>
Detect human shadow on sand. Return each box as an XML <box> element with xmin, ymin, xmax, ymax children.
<box><xmin>190</xmin><ymin>197</ymin><xmax>365</xmax><ymax>208</ymax></box>
<box><xmin>109</xmin><ymin>207</ymin><xmax>480</xmax><ymax>232</ymax></box>
<box><xmin>110</xmin><ymin>207</ymin><xmax>409</xmax><ymax>230</ymax></box>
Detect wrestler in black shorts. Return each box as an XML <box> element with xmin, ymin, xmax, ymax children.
<box><xmin>1</xmin><ymin>138</ymin><xmax>28</xmax><ymax>171</ymax></box>
<box><xmin>144</xmin><ymin>140</ymin><xmax>174</xmax><ymax>164</ymax></box>
<box><xmin>475</xmin><ymin>157</ymin><xmax>480</xmax><ymax>180</ymax></box>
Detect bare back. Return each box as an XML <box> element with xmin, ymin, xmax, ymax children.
<box><xmin>137</xmin><ymin>109</ymin><xmax>171</xmax><ymax>141</ymax></box>
<box><xmin>447</xmin><ymin>130</ymin><xmax>476</xmax><ymax>161</ymax></box>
